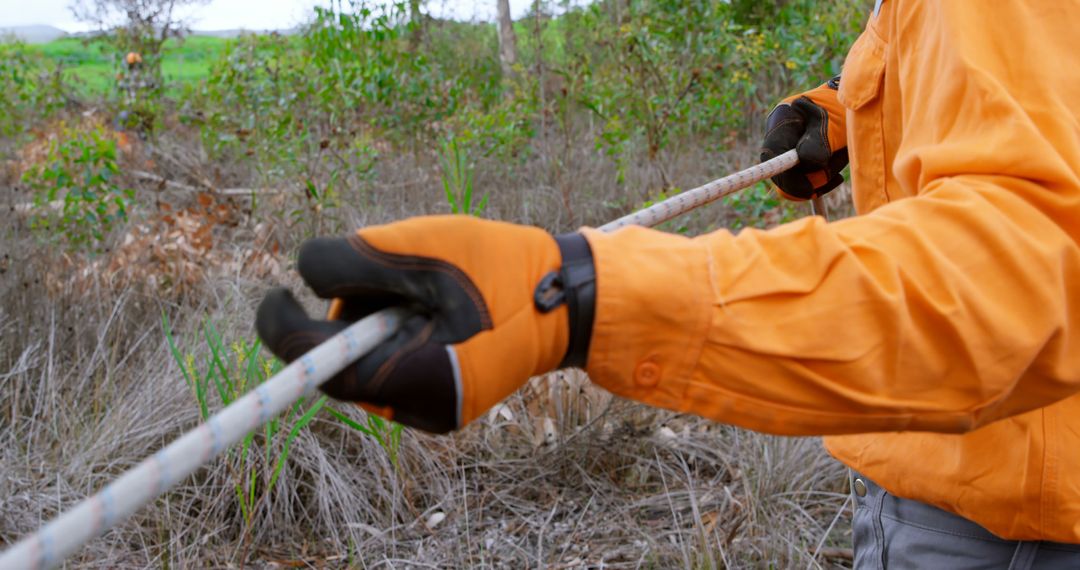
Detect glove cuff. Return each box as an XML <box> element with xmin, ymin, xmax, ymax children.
<box><xmin>534</xmin><ymin>233</ymin><xmax>597</xmax><ymax>369</ymax></box>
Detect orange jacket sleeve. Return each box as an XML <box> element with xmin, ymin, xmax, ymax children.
<box><xmin>581</xmin><ymin>1</ymin><xmax>1080</xmax><ymax>436</ymax></box>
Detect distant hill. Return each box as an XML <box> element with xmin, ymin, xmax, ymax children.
<box><xmin>0</xmin><ymin>25</ymin><xmax>68</xmax><ymax>44</ymax></box>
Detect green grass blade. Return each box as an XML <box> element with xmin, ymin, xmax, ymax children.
<box><xmin>205</xmin><ymin>363</ymin><xmax>230</xmax><ymax>407</ymax></box>
<box><xmin>234</xmin><ymin>481</ymin><xmax>250</xmax><ymax>527</ymax></box>
<box><xmin>203</xmin><ymin>321</ymin><xmax>235</xmax><ymax>400</ymax></box>
<box><xmin>240</xmin><ymin>432</ymin><xmax>253</xmax><ymax>466</ymax></box>
<box><xmin>388</xmin><ymin>422</ymin><xmax>404</xmax><ymax>469</ymax></box>
<box><xmin>161</xmin><ymin>312</ymin><xmax>193</xmax><ymax>389</ymax></box>
<box><xmin>325</xmin><ymin>406</ymin><xmax>377</xmax><ymax>438</ymax></box>
<box><xmin>268</xmin><ymin>396</ymin><xmax>328</xmax><ymax>491</ymax></box>
<box><xmin>247</xmin><ymin>465</ymin><xmax>256</xmax><ymax>516</ymax></box>
<box><xmin>367</xmin><ymin>412</ymin><xmax>386</xmax><ymax>434</ymax></box>
<box><xmin>197</xmin><ymin>367</ymin><xmax>213</xmax><ymax>420</ymax></box>
<box><xmin>243</xmin><ymin>339</ymin><xmax>264</xmax><ymax>386</ymax></box>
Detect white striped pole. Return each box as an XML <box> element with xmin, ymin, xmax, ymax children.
<box><xmin>599</xmin><ymin>149</ymin><xmax>798</xmax><ymax>232</ymax></box>
<box><xmin>0</xmin><ymin>151</ymin><xmax>799</xmax><ymax>569</ymax></box>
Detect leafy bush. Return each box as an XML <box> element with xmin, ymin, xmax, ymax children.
<box><xmin>723</xmin><ymin>180</ymin><xmax>800</xmax><ymax>229</ymax></box>
<box><xmin>186</xmin><ymin>2</ymin><xmax>449</xmax><ymax>157</ymax></box>
<box><xmin>178</xmin><ymin>0</ymin><xmax>865</xmax><ymax>201</ymax></box>
<box><xmin>185</xmin><ymin>3</ymin><xmax>531</xmax><ymax>179</ymax></box>
<box><xmin>22</xmin><ymin>122</ymin><xmax>134</xmax><ymax>251</ymax></box>
<box><xmin>304</xmin><ymin>2</ymin><xmax>446</xmax><ymax>138</ymax></box>
<box><xmin>550</xmin><ymin>0</ymin><xmax>862</xmax><ymax>168</ymax></box>
<box><xmin>0</xmin><ymin>42</ymin><xmax>68</xmax><ymax>140</ymax></box>
<box><xmin>184</xmin><ymin>33</ymin><xmax>311</xmax><ymax>176</ymax></box>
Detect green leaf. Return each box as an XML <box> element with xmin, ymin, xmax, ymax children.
<box><xmin>204</xmin><ymin>321</ymin><xmax>236</xmax><ymax>401</ymax></box>
<box><xmin>325</xmin><ymin>406</ymin><xmax>377</xmax><ymax>438</ymax></box>
<box><xmin>268</xmin><ymin>396</ymin><xmax>328</xmax><ymax>490</ymax></box>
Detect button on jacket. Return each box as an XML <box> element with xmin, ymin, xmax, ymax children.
<box><xmin>581</xmin><ymin>0</ymin><xmax>1080</xmax><ymax>542</ymax></box>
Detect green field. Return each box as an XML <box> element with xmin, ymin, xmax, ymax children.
<box><xmin>29</xmin><ymin>35</ymin><xmax>229</xmax><ymax>95</ymax></box>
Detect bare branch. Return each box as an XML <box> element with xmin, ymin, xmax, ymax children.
<box><xmin>68</xmin><ymin>0</ymin><xmax>210</xmax><ymax>51</ymax></box>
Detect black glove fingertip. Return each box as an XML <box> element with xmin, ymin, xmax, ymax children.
<box><xmin>255</xmin><ymin>287</ymin><xmax>303</xmax><ymax>357</ymax></box>
<box><xmin>255</xmin><ymin>287</ymin><xmax>346</xmax><ymax>363</ymax></box>
<box><xmin>297</xmin><ymin>237</ymin><xmax>358</xmax><ymax>299</ymax></box>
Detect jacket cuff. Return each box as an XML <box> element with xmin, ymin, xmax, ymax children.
<box><xmin>580</xmin><ymin>226</ymin><xmax>713</xmax><ymax>411</ymax></box>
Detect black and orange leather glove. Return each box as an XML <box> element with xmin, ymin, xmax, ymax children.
<box><xmin>255</xmin><ymin>215</ymin><xmax>596</xmax><ymax>434</ymax></box>
<box><xmin>760</xmin><ymin>75</ymin><xmax>848</xmax><ymax>200</ymax></box>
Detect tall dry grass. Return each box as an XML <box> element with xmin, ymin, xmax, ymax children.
<box><xmin>0</xmin><ymin>121</ymin><xmax>854</xmax><ymax>568</ymax></box>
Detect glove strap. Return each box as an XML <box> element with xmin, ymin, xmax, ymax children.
<box><xmin>534</xmin><ymin>233</ymin><xmax>596</xmax><ymax>369</ymax></box>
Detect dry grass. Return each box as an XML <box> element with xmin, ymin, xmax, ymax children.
<box><xmin>0</xmin><ymin>121</ymin><xmax>854</xmax><ymax>568</ymax></box>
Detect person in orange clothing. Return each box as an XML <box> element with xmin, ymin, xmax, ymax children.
<box><xmin>256</xmin><ymin>1</ymin><xmax>1080</xmax><ymax>566</ymax></box>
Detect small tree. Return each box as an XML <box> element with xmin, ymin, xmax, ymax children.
<box><xmin>70</xmin><ymin>0</ymin><xmax>209</xmax><ymax>131</ymax></box>
<box><xmin>408</xmin><ymin>0</ymin><xmax>426</xmax><ymax>50</ymax></box>
<box><xmin>496</xmin><ymin>0</ymin><xmax>518</xmax><ymax>78</ymax></box>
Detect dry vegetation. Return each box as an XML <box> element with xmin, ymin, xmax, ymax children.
<box><xmin>1</xmin><ymin>119</ymin><xmax>855</xmax><ymax>568</ymax></box>
<box><xmin>1</xmin><ymin>1</ymin><xmax>864</xmax><ymax>567</ymax></box>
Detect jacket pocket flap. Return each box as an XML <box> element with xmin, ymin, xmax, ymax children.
<box><xmin>837</xmin><ymin>29</ymin><xmax>886</xmax><ymax>111</ymax></box>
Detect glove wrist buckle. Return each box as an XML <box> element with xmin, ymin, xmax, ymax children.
<box><xmin>534</xmin><ymin>233</ymin><xmax>596</xmax><ymax>369</ymax></box>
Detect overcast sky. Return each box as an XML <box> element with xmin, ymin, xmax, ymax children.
<box><xmin>0</xmin><ymin>0</ymin><xmax>539</xmax><ymax>32</ymax></box>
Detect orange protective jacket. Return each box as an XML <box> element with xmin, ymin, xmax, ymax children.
<box><xmin>581</xmin><ymin>0</ymin><xmax>1080</xmax><ymax>542</ymax></box>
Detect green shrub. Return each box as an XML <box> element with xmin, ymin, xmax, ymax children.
<box><xmin>22</xmin><ymin>122</ymin><xmax>134</xmax><ymax>251</ymax></box>
<box><xmin>183</xmin><ymin>33</ymin><xmax>311</xmax><ymax>176</ymax></box>
<box><xmin>178</xmin><ymin>0</ymin><xmax>864</xmax><ymax>209</ymax></box>
<box><xmin>0</xmin><ymin>42</ymin><xmax>68</xmax><ymax>140</ymax></box>
<box><xmin>723</xmin><ymin>180</ymin><xmax>799</xmax><ymax>229</ymax></box>
<box><xmin>184</xmin><ymin>2</ymin><xmax>531</xmax><ymax>180</ymax></box>
<box><xmin>551</xmin><ymin>0</ymin><xmax>863</xmax><ymax>168</ymax></box>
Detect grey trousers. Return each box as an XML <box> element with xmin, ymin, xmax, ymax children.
<box><xmin>851</xmin><ymin>473</ymin><xmax>1080</xmax><ymax>569</ymax></box>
